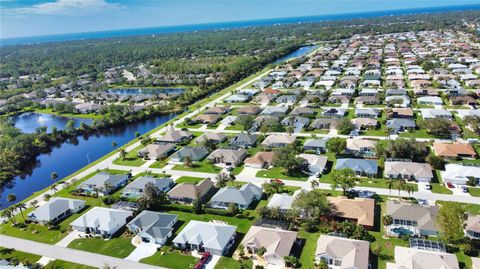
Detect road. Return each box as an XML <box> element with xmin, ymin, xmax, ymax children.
<box><xmin>0</xmin><ymin>235</ymin><xmax>166</xmax><ymax>269</ymax></box>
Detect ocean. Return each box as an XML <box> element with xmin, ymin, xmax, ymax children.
<box><xmin>1</xmin><ymin>4</ymin><xmax>479</xmax><ymax>46</ymax></box>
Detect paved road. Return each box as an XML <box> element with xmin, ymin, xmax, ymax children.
<box><xmin>0</xmin><ymin>235</ymin><xmax>166</xmax><ymax>269</ymax></box>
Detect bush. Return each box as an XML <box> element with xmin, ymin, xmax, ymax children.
<box><xmin>204</xmin><ymin>207</ymin><xmax>235</xmax><ymax>216</ymax></box>
<box><xmin>102</xmin><ymin>195</ymin><xmax>119</xmax><ymax>205</ymax></box>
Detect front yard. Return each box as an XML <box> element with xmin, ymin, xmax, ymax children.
<box><xmin>172</xmin><ymin>161</ymin><xmax>222</xmax><ymax>173</ymax></box>
<box><xmin>141</xmin><ymin>247</ymin><xmax>197</xmax><ymax>268</ymax></box>
<box><xmin>256</xmin><ymin>167</ymin><xmax>309</xmax><ymax>181</ymax></box>
<box><xmin>68</xmin><ymin>236</ymin><xmax>135</xmax><ymax>258</ymax></box>
<box><xmin>112</xmin><ymin>145</ymin><xmax>146</xmax><ymax>167</ymax></box>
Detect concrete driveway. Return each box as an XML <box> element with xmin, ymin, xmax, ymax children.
<box><xmin>125</xmin><ymin>241</ymin><xmax>159</xmax><ymax>262</ymax></box>
<box><xmin>204</xmin><ymin>255</ymin><xmax>221</xmax><ymax>269</ymax></box>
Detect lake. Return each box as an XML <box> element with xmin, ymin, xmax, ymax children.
<box><xmin>107</xmin><ymin>88</ymin><xmax>184</xmax><ymax>96</ymax></box>
<box><xmin>0</xmin><ymin>113</ymin><xmax>176</xmax><ymax>208</ymax></box>
<box><xmin>274</xmin><ymin>45</ymin><xmax>318</xmax><ymax>64</ymax></box>
<box><xmin>11</xmin><ymin>112</ymin><xmax>93</xmax><ymax>133</ymax></box>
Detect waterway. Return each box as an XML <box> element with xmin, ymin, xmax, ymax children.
<box><xmin>106</xmin><ymin>88</ymin><xmax>184</xmax><ymax>96</ymax></box>
<box><xmin>273</xmin><ymin>45</ymin><xmax>318</xmax><ymax>64</ymax></box>
<box><xmin>11</xmin><ymin>112</ymin><xmax>93</xmax><ymax>133</ymax></box>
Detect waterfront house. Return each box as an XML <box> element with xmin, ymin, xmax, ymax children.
<box><xmin>70</xmin><ymin>207</ymin><xmax>132</xmax><ymax>237</ymax></box>
<box><xmin>28</xmin><ymin>198</ymin><xmax>85</xmax><ymax>224</ymax></box>
<box><xmin>156</xmin><ymin>130</ymin><xmax>192</xmax><ymax>144</ymax></box>
<box><xmin>172</xmin><ymin>220</ymin><xmax>237</xmax><ymax>256</ymax></box>
<box><xmin>76</xmin><ymin>172</ymin><xmax>129</xmax><ymax>196</ymax></box>
<box><xmin>137</xmin><ymin>143</ymin><xmax>176</xmax><ymax>160</ymax></box>
<box><xmin>127</xmin><ymin>211</ymin><xmax>177</xmax><ymax>245</ymax></box>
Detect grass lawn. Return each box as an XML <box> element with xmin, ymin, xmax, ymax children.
<box><xmin>35</xmin><ymin>108</ymin><xmax>102</xmax><ymax>120</ymax></box>
<box><xmin>436</xmin><ymin>201</ymin><xmax>480</xmax><ymax>215</ymax></box>
<box><xmin>398</xmin><ymin>128</ymin><xmax>435</xmax><ymax>139</ymax></box>
<box><xmin>298</xmin><ymin>230</ymin><xmax>320</xmax><ymax>269</ymax></box>
<box><xmin>175</xmin><ymin>176</ymin><xmax>206</xmax><ymax>184</ymax></box>
<box><xmin>215</xmin><ymin>257</ymin><xmax>253</xmax><ymax>269</ymax></box>
<box><xmin>320</xmin><ymin>175</ymin><xmax>418</xmax><ymax>192</ymax></box>
<box><xmin>172</xmin><ymin>162</ymin><xmax>222</xmax><ymax>173</ymax></box>
<box><xmin>68</xmin><ymin>236</ymin><xmax>135</xmax><ymax>258</ymax></box>
<box><xmin>468</xmin><ymin>187</ymin><xmax>480</xmax><ymax>197</ymax></box>
<box><xmin>141</xmin><ymin>246</ymin><xmax>197</xmax><ymax>268</ymax></box>
<box><xmin>168</xmin><ymin>211</ymin><xmax>253</xmax><ymax>234</ymax></box>
<box><xmin>44</xmin><ymin>260</ymin><xmax>96</xmax><ymax>269</ymax></box>
<box><xmin>225</xmin><ymin>124</ymin><xmax>245</xmax><ymax>131</ymax></box>
<box><xmin>431</xmin><ymin>171</ymin><xmax>453</xmax><ymax>194</ymax></box>
<box><xmin>0</xmin><ymin>247</ymin><xmax>41</xmax><ymax>264</ymax></box>
<box><xmin>149</xmin><ymin>160</ymin><xmax>168</xmax><ymax>169</ymax></box>
<box><xmin>112</xmin><ymin>145</ymin><xmax>146</xmax><ymax>167</ymax></box>
<box><xmin>232</xmin><ymin>165</ymin><xmax>244</xmax><ymax>175</ymax></box>
<box><xmin>256</xmin><ymin>167</ymin><xmax>309</xmax><ymax>181</ymax></box>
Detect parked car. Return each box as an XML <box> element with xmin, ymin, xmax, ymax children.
<box><xmin>417</xmin><ymin>199</ymin><xmax>428</xmax><ymax>205</ymax></box>
<box><xmin>461</xmin><ymin>186</ymin><xmax>469</xmax><ymax>193</ymax></box>
<box><xmin>447</xmin><ymin>182</ymin><xmax>454</xmax><ymax>188</ymax></box>
<box><xmin>201</xmin><ymin>252</ymin><xmax>211</xmax><ymax>262</ymax></box>
<box><xmin>270</xmin><ymin>179</ymin><xmax>285</xmax><ymax>185</ymax></box>
<box><xmin>357</xmin><ymin>190</ymin><xmax>376</xmax><ymax>198</ymax></box>
<box><xmin>424</xmin><ymin>183</ymin><xmax>431</xmax><ymax>190</ymax></box>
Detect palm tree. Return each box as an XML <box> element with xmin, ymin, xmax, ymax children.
<box><xmin>311</xmin><ymin>180</ymin><xmax>319</xmax><ymax>189</ymax></box>
<box><xmin>16</xmin><ymin>203</ymin><xmax>27</xmax><ymax>223</ymax></box>
<box><xmin>183</xmin><ymin>155</ymin><xmax>192</xmax><ymax>168</ymax></box>
<box><xmin>1</xmin><ymin>207</ymin><xmax>17</xmax><ymax>225</ymax></box>
<box><xmin>387</xmin><ymin>179</ymin><xmax>394</xmax><ymax>196</ymax></box>
<box><xmin>51</xmin><ymin>172</ymin><xmax>58</xmax><ymax>182</ymax></box>
<box><xmin>395</xmin><ymin>179</ymin><xmax>407</xmax><ymax>199</ymax></box>
<box><xmin>51</xmin><ymin>183</ymin><xmax>58</xmax><ymax>194</ymax></box>
<box><xmin>119</xmin><ymin>149</ymin><xmax>127</xmax><ymax>160</ymax></box>
<box><xmin>30</xmin><ymin>200</ymin><xmax>39</xmax><ymax>209</ymax></box>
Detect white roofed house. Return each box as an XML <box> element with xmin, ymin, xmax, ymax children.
<box><xmin>299</xmin><ymin>154</ymin><xmax>328</xmax><ymax>175</ymax></box>
<box><xmin>127</xmin><ymin>211</ymin><xmax>177</xmax><ymax>245</ymax></box>
<box><xmin>386</xmin><ymin>246</ymin><xmax>459</xmax><ymax>269</ymax></box>
<box><xmin>172</xmin><ymin>220</ymin><xmax>237</xmax><ymax>256</ymax></box>
<box><xmin>28</xmin><ymin>198</ymin><xmax>86</xmax><ymax>224</ymax></box>
<box><xmin>70</xmin><ymin>207</ymin><xmax>133</xmax><ymax>237</ymax></box>
<box><xmin>75</xmin><ymin>172</ymin><xmax>130</xmax><ymax>196</ymax></box>
<box><xmin>441</xmin><ymin>164</ymin><xmax>480</xmax><ymax>186</ymax></box>
<box><xmin>261</xmin><ymin>134</ymin><xmax>296</xmax><ymax>148</ymax></box>
<box><xmin>121</xmin><ymin>176</ymin><xmax>174</xmax><ymax>199</ymax></box>
<box><xmin>209</xmin><ymin>183</ymin><xmax>262</xmax><ymax>210</ymax></box>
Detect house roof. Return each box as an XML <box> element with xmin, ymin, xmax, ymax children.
<box><xmin>335</xmin><ymin>158</ymin><xmax>378</xmax><ymax>174</ymax></box>
<box><xmin>261</xmin><ymin>134</ymin><xmax>296</xmax><ymax>146</ymax></box>
<box><xmin>204</xmin><ymin>106</ymin><xmax>229</xmax><ymax>114</ymax></box>
<box><xmin>267</xmin><ymin>193</ymin><xmax>295</xmax><ymax>210</ymax></box>
<box><xmin>241</xmin><ymin>226</ymin><xmax>298</xmax><ymax>259</ymax></box>
<box><xmin>346</xmin><ymin>139</ymin><xmax>377</xmax><ymax>151</ymax></box>
<box><xmin>170</xmin><ymin>146</ymin><xmax>208</xmax><ymax>161</ymax></box>
<box><xmin>207</xmin><ymin>148</ymin><xmax>247</xmax><ymax>164</ymax></box>
<box><xmin>229</xmin><ymin>133</ymin><xmax>257</xmax><ymax>146</ymax></box>
<box><xmin>123</xmin><ymin>177</ymin><xmax>173</xmax><ymax>194</ymax></box>
<box><xmin>303</xmin><ymin>138</ymin><xmax>328</xmax><ymax>148</ymax></box>
<box><xmin>315</xmin><ymin>235</ymin><xmax>369</xmax><ymax>269</ymax></box>
<box><xmin>244</xmin><ymin>151</ymin><xmax>275</xmax><ymax>166</ymax></box>
<box><xmin>157</xmin><ymin>130</ymin><xmax>192</xmax><ymax>143</ymax></box>
<box><xmin>384</xmin><ymin>161</ymin><xmax>433</xmax><ymax>179</ymax></box>
<box><xmin>70</xmin><ymin>207</ymin><xmax>132</xmax><ymax>231</ymax></box>
<box><xmin>127</xmin><ymin>211</ymin><xmax>176</xmax><ymax>240</ymax></box>
<box><xmin>167</xmin><ymin>178</ymin><xmax>214</xmax><ymax>200</ymax></box>
<box><xmin>29</xmin><ymin>197</ymin><xmax>85</xmax><ymax>222</ymax></box>
<box><xmin>387</xmin><ymin>246</ymin><xmax>459</xmax><ymax>269</ymax></box>
<box><xmin>210</xmin><ymin>183</ymin><xmax>262</xmax><ymax>206</ymax></box>
<box><xmin>465</xmin><ymin>214</ymin><xmax>480</xmax><ymax>234</ymax></box>
<box><xmin>432</xmin><ymin>142</ymin><xmax>477</xmax><ymax>158</ymax></box>
<box><xmin>328</xmin><ymin>197</ymin><xmax>375</xmax><ymax>227</ymax></box>
<box><xmin>78</xmin><ymin>172</ymin><xmax>128</xmax><ymax>189</ymax></box>
<box><xmin>299</xmin><ymin>154</ymin><xmax>328</xmax><ymax>171</ymax></box>
<box><xmin>386</xmin><ymin>201</ymin><xmax>439</xmax><ymax>232</ymax></box>
<box><xmin>237</xmin><ymin>106</ymin><xmax>261</xmax><ymax>115</ymax></box>
<box><xmin>172</xmin><ymin>220</ymin><xmax>237</xmax><ymax>251</ymax></box>
<box><xmin>139</xmin><ymin>143</ymin><xmax>176</xmax><ymax>158</ymax></box>
<box><xmin>195</xmin><ymin>133</ymin><xmax>227</xmax><ymax>144</ymax></box>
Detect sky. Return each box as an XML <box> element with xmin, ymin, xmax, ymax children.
<box><xmin>1</xmin><ymin>0</ymin><xmax>479</xmax><ymax>39</ymax></box>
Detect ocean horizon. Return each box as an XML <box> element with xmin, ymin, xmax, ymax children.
<box><xmin>1</xmin><ymin>4</ymin><xmax>479</xmax><ymax>46</ymax></box>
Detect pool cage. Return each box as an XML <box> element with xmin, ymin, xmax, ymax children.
<box><xmin>409</xmin><ymin>238</ymin><xmax>446</xmax><ymax>253</ymax></box>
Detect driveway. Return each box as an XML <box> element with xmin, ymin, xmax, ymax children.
<box><xmin>125</xmin><ymin>241</ymin><xmax>159</xmax><ymax>262</ymax></box>
<box><xmin>204</xmin><ymin>255</ymin><xmax>221</xmax><ymax>269</ymax></box>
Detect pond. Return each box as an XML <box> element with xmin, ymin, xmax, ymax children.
<box><xmin>11</xmin><ymin>112</ymin><xmax>93</xmax><ymax>133</ymax></box>
<box><xmin>0</xmin><ymin>113</ymin><xmax>177</xmax><ymax>208</ymax></box>
<box><xmin>106</xmin><ymin>88</ymin><xmax>184</xmax><ymax>96</ymax></box>
<box><xmin>273</xmin><ymin>45</ymin><xmax>318</xmax><ymax>64</ymax></box>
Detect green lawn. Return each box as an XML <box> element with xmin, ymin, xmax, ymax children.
<box><xmin>44</xmin><ymin>260</ymin><xmax>96</xmax><ymax>269</ymax></box>
<box><xmin>141</xmin><ymin>247</ymin><xmax>197</xmax><ymax>269</ymax></box>
<box><xmin>298</xmin><ymin>230</ymin><xmax>320</xmax><ymax>269</ymax></box>
<box><xmin>68</xmin><ymin>236</ymin><xmax>135</xmax><ymax>258</ymax></box>
<box><xmin>168</xmin><ymin>211</ymin><xmax>253</xmax><ymax>234</ymax></box>
<box><xmin>149</xmin><ymin>160</ymin><xmax>168</xmax><ymax>168</ymax></box>
<box><xmin>231</xmin><ymin>165</ymin><xmax>244</xmax><ymax>175</ymax></box>
<box><xmin>431</xmin><ymin>171</ymin><xmax>453</xmax><ymax>194</ymax></box>
<box><xmin>215</xmin><ymin>257</ymin><xmax>253</xmax><ymax>269</ymax></box>
<box><xmin>319</xmin><ymin>175</ymin><xmax>418</xmax><ymax>192</ymax></box>
<box><xmin>398</xmin><ymin>128</ymin><xmax>435</xmax><ymax>139</ymax></box>
<box><xmin>468</xmin><ymin>187</ymin><xmax>480</xmax><ymax>197</ymax></box>
<box><xmin>436</xmin><ymin>201</ymin><xmax>480</xmax><ymax>215</ymax></box>
<box><xmin>35</xmin><ymin>108</ymin><xmax>102</xmax><ymax>119</ymax></box>
<box><xmin>112</xmin><ymin>145</ymin><xmax>146</xmax><ymax>167</ymax></box>
<box><xmin>0</xmin><ymin>247</ymin><xmax>41</xmax><ymax>264</ymax></box>
<box><xmin>256</xmin><ymin>167</ymin><xmax>309</xmax><ymax>181</ymax></box>
<box><xmin>172</xmin><ymin>162</ymin><xmax>222</xmax><ymax>173</ymax></box>
<box><xmin>176</xmin><ymin>176</ymin><xmax>206</xmax><ymax>184</ymax></box>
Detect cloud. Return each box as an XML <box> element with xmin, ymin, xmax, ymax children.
<box><xmin>11</xmin><ymin>0</ymin><xmax>122</xmax><ymax>15</ymax></box>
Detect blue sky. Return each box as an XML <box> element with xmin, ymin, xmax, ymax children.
<box><xmin>1</xmin><ymin>0</ymin><xmax>479</xmax><ymax>39</ymax></box>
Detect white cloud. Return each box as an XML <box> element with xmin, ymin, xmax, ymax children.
<box><xmin>12</xmin><ymin>0</ymin><xmax>122</xmax><ymax>15</ymax></box>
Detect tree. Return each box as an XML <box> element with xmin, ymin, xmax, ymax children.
<box><xmin>467</xmin><ymin>177</ymin><xmax>479</xmax><ymax>187</ymax></box>
<box><xmin>201</xmin><ymin>138</ymin><xmax>217</xmax><ymax>152</ymax></box>
<box><xmin>7</xmin><ymin>193</ymin><xmax>16</xmax><ymax>203</ymax></box>
<box><xmin>65</xmin><ymin>119</ymin><xmax>76</xmax><ymax>134</ymax></box>
<box><xmin>377</xmin><ymin>138</ymin><xmax>428</xmax><ymax>162</ymax></box>
<box><xmin>423</xmin><ymin>118</ymin><xmax>452</xmax><ymax>138</ymax></box>
<box><xmin>138</xmin><ymin>182</ymin><xmax>168</xmax><ymax>210</ymax></box>
<box><xmin>382</xmin><ymin>215</ymin><xmax>393</xmax><ymax>227</ymax></box>
<box><xmin>50</xmin><ymin>183</ymin><xmax>58</xmax><ymax>194</ymax></box>
<box><xmin>183</xmin><ymin>155</ymin><xmax>192</xmax><ymax>168</ymax></box>
<box><xmin>1</xmin><ymin>207</ymin><xmax>17</xmax><ymax>225</ymax></box>
<box><xmin>395</xmin><ymin>179</ymin><xmax>407</xmax><ymax>199</ymax></box>
<box><xmin>135</xmin><ymin>131</ymin><xmax>141</xmax><ymax>138</ymax></box>
<box><xmin>119</xmin><ymin>149</ymin><xmax>127</xmax><ymax>161</ymax></box>
<box><xmin>272</xmin><ymin>144</ymin><xmax>304</xmax><ymax>176</ymax></box>
<box><xmin>426</xmin><ymin>154</ymin><xmax>445</xmax><ymax>170</ymax></box>
<box><xmin>111</xmin><ymin>141</ymin><xmax>117</xmax><ymax>147</ymax></box>
<box><xmin>436</xmin><ymin>202</ymin><xmax>466</xmax><ymax>243</ymax></box>
<box><xmin>30</xmin><ymin>200</ymin><xmax>39</xmax><ymax>209</ymax></box>
<box><xmin>261</xmin><ymin>181</ymin><xmax>284</xmax><ymax>196</ymax></box>
<box><xmin>330</xmin><ymin>169</ymin><xmax>356</xmax><ymax>196</ymax></box>
<box><xmin>326</xmin><ymin>138</ymin><xmax>346</xmax><ymax>156</ymax></box>
<box><xmin>15</xmin><ymin>203</ymin><xmax>27</xmax><ymax>223</ymax></box>
<box><xmin>192</xmin><ymin>196</ymin><xmax>203</xmax><ymax>214</ymax></box>
<box><xmin>284</xmin><ymin>256</ymin><xmax>300</xmax><ymax>268</ymax></box>
<box><xmin>215</xmin><ymin>172</ymin><xmax>232</xmax><ymax>188</ymax></box>
<box><xmin>337</xmin><ymin>118</ymin><xmax>356</xmax><ymax>135</ymax></box>
<box><xmin>255</xmin><ymin>247</ymin><xmax>267</xmax><ymax>256</ymax></box>
<box><xmin>227</xmin><ymin>203</ymin><xmax>239</xmax><ymax>215</ymax></box>
<box><xmin>387</xmin><ymin>179</ymin><xmax>394</xmax><ymax>196</ymax></box>
<box><xmin>311</xmin><ymin>180</ymin><xmax>320</xmax><ymax>189</ymax></box>
<box><xmin>292</xmin><ymin>189</ymin><xmax>330</xmax><ymax>222</ymax></box>
<box><xmin>236</xmin><ymin>115</ymin><xmax>254</xmax><ymax>131</ymax></box>
<box><xmin>316</xmin><ymin>260</ymin><xmax>329</xmax><ymax>269</ymax></box>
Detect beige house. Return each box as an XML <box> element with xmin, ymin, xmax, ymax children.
<box><xmin>261</xmin><ymin>134</ymin><xmax>296</xmax><ymax>148</ymax></box>
<box><xmin>465</xmin><ymin>214</ymin><xmax>480</xmax><ymax>240</ymax></box>
<box><xmin>433</xmin><ymin>142</ymin><xmax>477</xmax><ymax>159</ymax></box>
<box><xmin>244</xmin><ymin>151</ymin><xmax>275</xmax><ymax>169</ymax></box>
<box><xmin>386</xmin><ymin>246</ymin><xmax>459</xmax><ymax>269</ymax></box>
<box><xmin>345</xmin><ymin>139</ymin><xmax>377</xmax><ymax>157</ymax></box>
<box><xmin>207</xmin><ymin>148</ymin><xmax>247</xmax><ymax>166</ymax></box>
<box><xmin>327</xmin><ymin>197</ymin><xmax>375</xmax><ymax>230</ymax></box>
<box><xmin>472</xmin><ymin>257</ymin><xmax>480</xmax><ymax>269</ymax></box>
<box><xmin>241</xmin><ymin>226</ymin><xmax>298</xmax><ymax>267</ymax></box>
<box><xmin>315</xmin><ymin>235</ymin><xmax>369</xmax><ymax>269</ymax></box>
<box><xmin>167</xmin><ymin>178</ymin><xmax>215</xmax><ymax>204</ymax></box>
<box><xmin>384</xmin><ymin>161</ymin><xmax>433</xmax><ymax>182</ymax></box>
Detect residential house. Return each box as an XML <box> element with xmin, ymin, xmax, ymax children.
<box><xmin>207</xmin><ymin>148</ymin><xmax>247</xmax><ymax>166</ymax></box>
<box><xmin>345</xmin><ymin>139</ymin><xmax>377</xmax><ymax>157</ymax></box>
<box><xmin>76</xmin><ymin>172</ymin><xmax>129</xmax><ymax>196</ymax></box>
<box><xmin>229</xmin><ymin>133</ymin><xmax>258</xmax><ymax>148</ymax></box>
<box><xmin>169</xmin><ymin>146</ymin><xmax>209</xmax><ymax>163</ymax></box>
<box><xmin>121</xmin><ymin>177</ymin><xmax>174</xmax><ymax>199</ymax></box>
<box><xmin>244</xmin><ymin>151</ymin><xmax>275</xmax><ymax>169</ymax></box>
<box><xmin>172</xmin><ymin>220</ymin><xmax>237</xmax><ymax>256</ymax></box>
<box><xmin>127</xmin><ymin>211</ymin><xmax>177</xmax><ymax>245</ymax></box>
<box><xmin>321</xmin><ymin>108</ymin><xmax>347</xmax><ymax>118</ymax></box>
<box><xmin>384</xmin><ymin>161</ymin><xmax>433</xmax><ymax>182</ymax></box>
<box><xmin>281</xmin><ymin>116</ymin><xmax>310</xmax><ymax>129</ymax></box>
<box><xmin>209</xmin><ymin>183</ymin><xmax>262</xmax><ymax>210</ymax></box>
<box><xmin>386</xmin><ymin>201</ymin><xmax>439</xmax><ymax>236</ymax></box>
<box><xmin>328</xmin><ymin>197</ymin><xmax>375</xmax><ymax>230</ymax></box>
<box><xmin>465</xmin><ymin>215</ymin><xmax>480</xmax><ymax>240</ymax></box>
<box><xmin>420</xmin><ymin>109</ymin><xmax>452</xmax><ymax>119</ymax></box>
<box><xmin>432</xmin><ymin>142</ymin><xmax>477</xmax><ymax>159</ymax></box>
<box><xmin>137</xmin><ymin>143</ymin><xmax>176</xmax><ymax>160</ymax></box>
<box><xmin>388</xmin><ymin>108</ymin><xmax>414</xmax><ymax>119</ymax></box>
<box><xmin>195</xmin><ymin>133</ymin><xmax>227</xmax><ymax>144</ymax></box>
<box><xmin>299</xmin><ymin>154</ymin><xmax>328</xmax><ymax>175</ymax></box>
<box><xmin>351</xmin><ymin>118</ymin><xmax>378</xmax><ymax>130</ymax></box>
<box><xmin>204</xmin><ymin>106</ymin><xmax>229</xmax><ymax>115</ymax></box>
<box><xmin>386</xmin><ymin>246</ymin><xmax>459</xmax><ymax>269</ymax></box>
<box><xmin>70</xmin><ymin>207</ymin><xmax>132</xmax><ymax>237</ymax></box>
<box><xmin>311</xmin><ymin>118</ymin><xmax>339</xmax><ymax>130</ymax></box>
<box><xmin>417</xmin><ymin>96</ymin><xmax>443</xmax><ymax>105</ymax></box>
<box><xmin>241</xmin><ymin>226</ymin><xmax>298</xmax><ymax>267</ymax></box>
<box><xmin>441</xmin><ymin>164</ymin><xmax>480</xmax><ymax>186</ymax></box>
<box><xmin>261</xmin><ymin>134</ymin><xmax>296</xmax><ymax>148</ymax></box>
<box><xmin>267</xmin><ymin>193</ymin><xmax>295</xmax><ymax>211</ymax></box>
<box><xmin>156</xmin><ymin>130</ymin><xmax>192</xmax><ymax>144</ymax></box>
<box><xmin>167</xmin><ymin>178</ymin><xmax>215</xmax><ymax>204</ymax></box>
<box><xmin>315</xmin><ymin>235</ymin><xmax>369</xmax><ymax>269</ymax></box>
<box><xmin>261</xmin><ymin>106</ymin><xmax>289</xmax><ymax>116</ymax></box>
<box><xmin>303</xmin><ymin>138</ymin><xmax>328</xmax><ymax>153</ymax></box>
<box><xmin>276</xmin><ymin>95</ymin><xmax>298</xmax><ymax>105</ymax></box>
<box><xmin>195</xmin><ymin>114</ymin><xmax>222</xmax><ymax>124</ymax></box>
<box><xmin>356</xmin><ymin>95</ymin><xmax>380</xmax><ymax>105</ymax></box>
<box><xmin>355</xmin><ymin>108</ymin><xmax>379</xmax><ymax>118</ymax></box>
<box><xmin>224</xmin><ymin>94</ymin><xmax>250</xmax><ymax>103</ymax></box>
<box><xmin>290</xmin><ymin>107</ymin><xmax>315</xmax><ymax>116</ymax></box>
<box><xmin>335</xmin><ymin>158</ymin><xmax>378</xmax><ymax>177</ymax></box>
<box><xmin>28</xmin><ymin>198</ymin><xmax>85</xmax><ymax>224</ymax></box>
<box><xmin>386</xmin><ymin>119</ymin><xmax>416</xmax><ymax>133</ymax></box>
<box><xmin>237</xmin><ymin>106</ymin><xmax>261</xmax><ymax>115</ymax></box>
